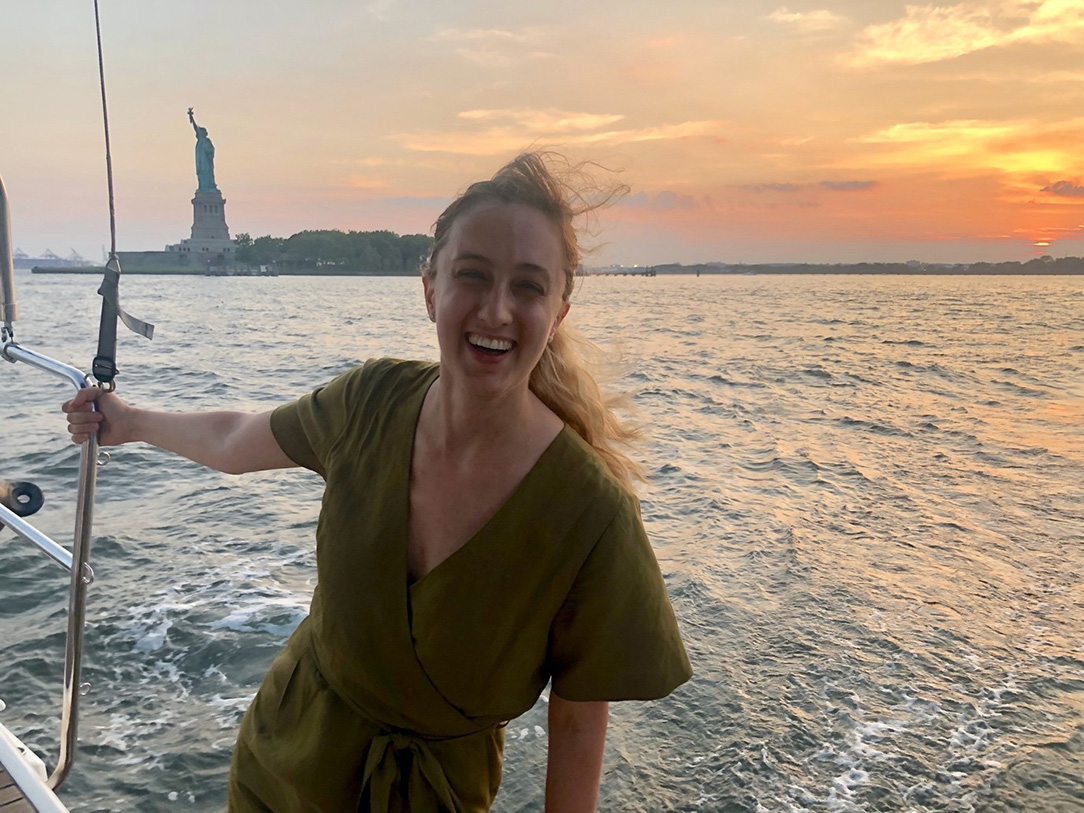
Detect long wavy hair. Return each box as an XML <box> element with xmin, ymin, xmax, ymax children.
<box><xmin>422</xmin><ymin>152</ymin><xmax>645</xmax><ymax>487</ymax></box>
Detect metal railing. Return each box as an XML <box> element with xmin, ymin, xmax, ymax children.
<box><xmin>1</xmin><ymin>172</ymin><xmax>99</xmax><ymax>790</ymax></box>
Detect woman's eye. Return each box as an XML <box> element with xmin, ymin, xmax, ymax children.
<box><xmin>456</xmin><ymin>269</ymin><xmax>484</xmax><ymax>280</ymax></box>
<box><xmin>518</xmin><ymin>282</ymin><xmax>545</xmax><ymax>295</ymax></box>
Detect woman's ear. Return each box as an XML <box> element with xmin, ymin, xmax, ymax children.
<box><xmin>552</xmin><ymin>301</ymin><xmax>571</xmax><ymax>337</ymax></box>
<box><xmin>422</xmin><ymin>276</ymin><xmax>436</xmax><ymax>322</ymax></box>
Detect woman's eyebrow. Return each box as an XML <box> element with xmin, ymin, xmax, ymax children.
<box><xmin>453</xmin><ymin>253</ymin><xmax>550</xmax><ymax>275</ymax></box>
<box><xmin>452</xmin><ymin>252</ymin><xmax>493</xmax><ymax>265</ymax></box>
<box><xmin>517</xmin><ymin>263</ymin><xmax>550</xmax><ymax>275</ymax></box>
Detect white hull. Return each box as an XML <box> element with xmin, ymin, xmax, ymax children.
<box><xmin>0</xmin><ymin>716</ymin><xmax>69</xmax><ymax>813</ymax></box>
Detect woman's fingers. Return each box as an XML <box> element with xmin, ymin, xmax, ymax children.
<box><xmin>62</xmin><ymin>388</ymin><xmax>105</xmax><ymax>444</ymax></box>
<box><xmin>67</xmin><ymin>413</ymin><xmax>103</xmax><ymax>444</ymax></box>
<box><xmin>67</xmin><ymin>412</ymin><xmax>103</xmax><ymax>429</ymax></box>
<box><xmin>66</xmin><ymin>411</ymin><xmax>102</xmax><ymax>424</ymax></box>
<box><xmin>62</xmin><ymin>388</ymin><xmax>133</xmax><ymax>446</ymax></box>
<box><xmin>62</xmin><ymin>387</ymin><xmax>101</xmax><ymax>414</ymax></box>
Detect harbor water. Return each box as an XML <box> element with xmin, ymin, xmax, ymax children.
<box><xmin>1</xmin><ymin>270</ymin><xmax>1081</xmax><ymax>811</ymax></box>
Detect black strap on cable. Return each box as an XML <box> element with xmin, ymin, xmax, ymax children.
<box><xmin>91</xmin><ymin>0</ymin><xmax>152</xmax><ymax>390</ymax></box>
<box><xmin>92</xmin><ymin>254</ymin><xmax>153</xmax><ymax>386</ymax></box>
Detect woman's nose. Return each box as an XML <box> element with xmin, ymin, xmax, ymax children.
<box><xmin>479</xmin><ymin>286</ymin><xmax>513</xmax><ymax>325</ymax></box>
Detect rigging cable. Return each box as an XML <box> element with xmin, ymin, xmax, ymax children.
<box><xmin>94</xmin><ymin>0</ymin><xmax>116</xmax><ymax>257</ymax></box>
<box><xmin>91</xmin><ymin>0</ymin><xmax>153</xmax><ymax>392</ymax></box>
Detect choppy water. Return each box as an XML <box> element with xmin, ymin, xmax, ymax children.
<box><xmin>1</xmin><ymin>270</ymin><xmax>1082</xmax><ymax>812</ymax></box>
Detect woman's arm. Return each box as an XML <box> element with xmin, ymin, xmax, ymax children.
<box><xmin>545</xmin><ymin>694</ymin><xmax>608</xmax><ymax>813</ymax></box>
<box><xmin>62</xmin><ymin>387</ymin><xmax>295</xmax><ymax>475</ymax></box>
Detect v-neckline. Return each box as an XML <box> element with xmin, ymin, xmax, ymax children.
<box><xmin>402</xmin><ymin>366</ymin><xmax>569</xmax><ymax>592</ymax></box>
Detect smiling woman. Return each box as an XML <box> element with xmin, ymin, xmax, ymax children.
<box><xmin>62</xmin><ymin>152</ymin><xmax>692</xmax><ymax>811</ymax></box>
<box><xmin>422</xmin><ymin>154</ymin><xmax>646</xmax><ymax>488</ymax></box>
<box><xmin>422</xmin><ymin>201</ymin><xmax>569</xmax><ymax>409</ymax></box>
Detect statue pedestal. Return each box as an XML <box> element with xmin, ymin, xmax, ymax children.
<box><xmin>190</xmin><ymin>189</ymin><xmax>231</xmax><ymax>241</ymax></box>
<box><xmin>161</xmin><ymin>188</ymin><xmax>237</xmax><ymax>268</ymax></box>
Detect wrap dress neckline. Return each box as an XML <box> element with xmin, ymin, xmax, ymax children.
<box><xmin>402</xmin><ymin>371</ymin><xmax>571</xmax><ymax>594</ymax></box>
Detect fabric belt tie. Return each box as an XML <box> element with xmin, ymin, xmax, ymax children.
<box><xmin>361</xmin><ymin>728</ymin><xmax>459</xmax><ymax>811</ymax></box>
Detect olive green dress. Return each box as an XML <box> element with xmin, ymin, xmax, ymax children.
<box><xmin>228</xmin><ymin>359</ymin><xmax>692</xmax><ymax>812</ymax></box>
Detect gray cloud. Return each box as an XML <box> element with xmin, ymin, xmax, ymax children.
<box><xmin>380</xmin><ymin>196</ymin><xmax>450</xmax><ymax>207</ymax></box>
<box><xmin>1041</xmin><ymin>180</ymin><xmax>1084</xmax><ymax>197</ymax></box>
<box><xmin>365</xmin><ymin>0</ymin><xmax>395</xmax><ymax>20</ymax></box>
<box><xmin>622</xmin><ymin>190</ymin><xmax>701</xmax><ymax>210</ymax></box>
<box><xmin>744</xmin><ymin>180</ymin><xmax>876</xmax><ymax>193</ymax></box>
<box><xmin>819</xmin><ymin>180</ymin><xmax>878</xmax><ymax>191</ymax></box>
<box><xmin>743</xmin><ymin>183</ymin><xmax>802</xmax><ymax>193</ymax></box>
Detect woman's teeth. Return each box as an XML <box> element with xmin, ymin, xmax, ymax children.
<box><xmin>468</xmin><ymin>334</ymin><xmax>513</xmax><ymax>352</ymax></box>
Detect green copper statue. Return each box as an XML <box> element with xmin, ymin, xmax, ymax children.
<box><xmin>187</xmin><ymin>107</ymin><xmax>218</xmax><ymax>192</ymax></box>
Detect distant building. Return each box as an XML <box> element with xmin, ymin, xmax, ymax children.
<box><xmin>15</xmin><ymin>247</ymin><xmax>95</xmax><ymax>270</ymax></box>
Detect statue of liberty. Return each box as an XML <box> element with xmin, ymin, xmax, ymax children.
<box><xmin>187</xmin><ymin>107</ymin><xmax>218</xmax><ymax>192</ymax></box>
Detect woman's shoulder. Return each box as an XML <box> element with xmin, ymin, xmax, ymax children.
<box><xmin>278</xmin><ymin>358</ymin><xmax>436</xmax><ymax>429</ymax></box>
<box><xmin>550</xmin><ymin>424</ymin><xmax>639</xmax><ymax>521</ymax></box>
<box><xmin>357</xmin><ymin>357</ymin><xmax>437</xmax><ymax>383</ymax></box>
<box><xmin>330</xmin><ymin>357</ymin><xmax>437</xmax><ymax>399</ymax></box>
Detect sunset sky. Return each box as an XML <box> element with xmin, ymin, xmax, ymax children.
<box><xmin>4</xmin><ymin>1</ymin><xmax>1084</xmax><ymax>265</ymax></box>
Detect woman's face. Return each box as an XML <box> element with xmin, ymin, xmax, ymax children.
<box><xmin>423</xmin><ymin>201</ymin><xmax>570</xmax><ymax>398</ymax></box>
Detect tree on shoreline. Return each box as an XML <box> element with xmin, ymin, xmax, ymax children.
<box><xmin>235</xmin><ymin>230</ymin><xmax>432</xmax><ymax>274</ymax></box>
<box><xmin>643</xmin><ymin>255</ymin><xmax>1084</xmax><ymax>275</ymax></box>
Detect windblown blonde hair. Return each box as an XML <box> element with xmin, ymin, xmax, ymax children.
<box><xmin>422</xmin><ymin>152</ymin><xmax>645</xmax><ymax>488</ymax></box>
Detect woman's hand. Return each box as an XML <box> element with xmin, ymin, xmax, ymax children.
<box><xmin>62</xmin><ymin>387</ymin><xmax>134</xmax><ymax>446</ymax></box>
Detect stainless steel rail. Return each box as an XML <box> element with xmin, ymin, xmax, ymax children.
<box><xmin>0</xmin><ymin>341</ymin><xmax>100</xmax><ymax>791</ymax></box>
<box><xmin>0</xmin><ymin>176</ymin><xmax>17</xmax><ymax>333</ymax></box>
<box><xmin>2</xmin><ymin>343</ymin><xmax>91</xmax><ymax>391</ymax></box>
<box><xmin>0</xmin><ymin>501</ymin><xmax>91</xmax><ymax>576</ymax></box>
<box><xmin>1</xmin><ymin>172</ymin><xmax>99</xmax><ymax>791</ymax></box>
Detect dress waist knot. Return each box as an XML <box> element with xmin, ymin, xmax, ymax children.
<box><xmin>361</xmin><ymin>727</ymin><xmax>460</xmax><ymax>810</ymax></box>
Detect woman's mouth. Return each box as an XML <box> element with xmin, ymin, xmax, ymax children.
<box><xmin>467</xmin><ymin>333</ymin><xmax>514</xmax><ymax>355</ymax></box>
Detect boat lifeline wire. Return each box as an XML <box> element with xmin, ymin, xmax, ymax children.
<box><xmin>90</xmin><ymin>0</ymin><xmax>153</xmax><ymax>391</ymax></box>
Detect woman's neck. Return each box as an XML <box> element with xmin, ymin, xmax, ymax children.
<box><xmin>419</xmin><ymin>375</ymin><xmax>554</xmax><ymax>463</ymax></box>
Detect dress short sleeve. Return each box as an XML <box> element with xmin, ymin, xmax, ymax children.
<box><xmin>548</xmin><ymin>494</ymin><xmax>692</xmax><ymax>702</ymax></box>
<box><xmin>269</xmin><ymin>364</ymin><xmax>369</xmax><ymax>478</ymax></box>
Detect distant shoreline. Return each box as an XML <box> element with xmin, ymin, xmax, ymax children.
<box><xmin>30</xmin><ymin>265</ymin><xmax>1084</xmax><ymax>277</ymax></box>
<box><xmin>29</xmin><ymin>267</ymin><xmax>415</xmax><ymax>277</ymax></box>
<box><xmin>592</xmin><ymin>259</ymin><xmax>1084</xmax><ymax>276</ymax></box>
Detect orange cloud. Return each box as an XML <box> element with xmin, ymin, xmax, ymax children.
<box><xmin>429</xmin><ymin>26</ymin><xmax>548</xmax><ymax>45</ymax></box>
<box><xmin>644</xmin><ymin>35</ymin><xmax>682</xmax><ymax>48</ymax></box>
<box><xmin>458</xmin><ymin>109</ymin><xmax>626</xmax><ymax>133</ymax></box>
<box><xmin>856</xmin><ymin>119</ymin><xmax>1084</xmax><ymax>178</ymax></box>
<box><xmin>427</xmin><ymin>26</ymin><xmax>555</xmax><ymax>67</ymax></box>
<box><xmin>768</xmin><ymin>7</ymin><xmax>848</xmax><ymax>32</ymax></box>
<box><xmin>396</xmin><ymin>115</ymin><xmax>725</xmax><ymax>155</ymax></box>
<box><xmin>846</xmin><ymin>0</ymin><xmax>1084</xmax><ymax>67</ymax></box>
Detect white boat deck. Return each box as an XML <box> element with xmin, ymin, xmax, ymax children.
<box><xmin>0</xmin><ymin>764</ymin><xmax>35</xmax><ymax>812</ymax></box>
